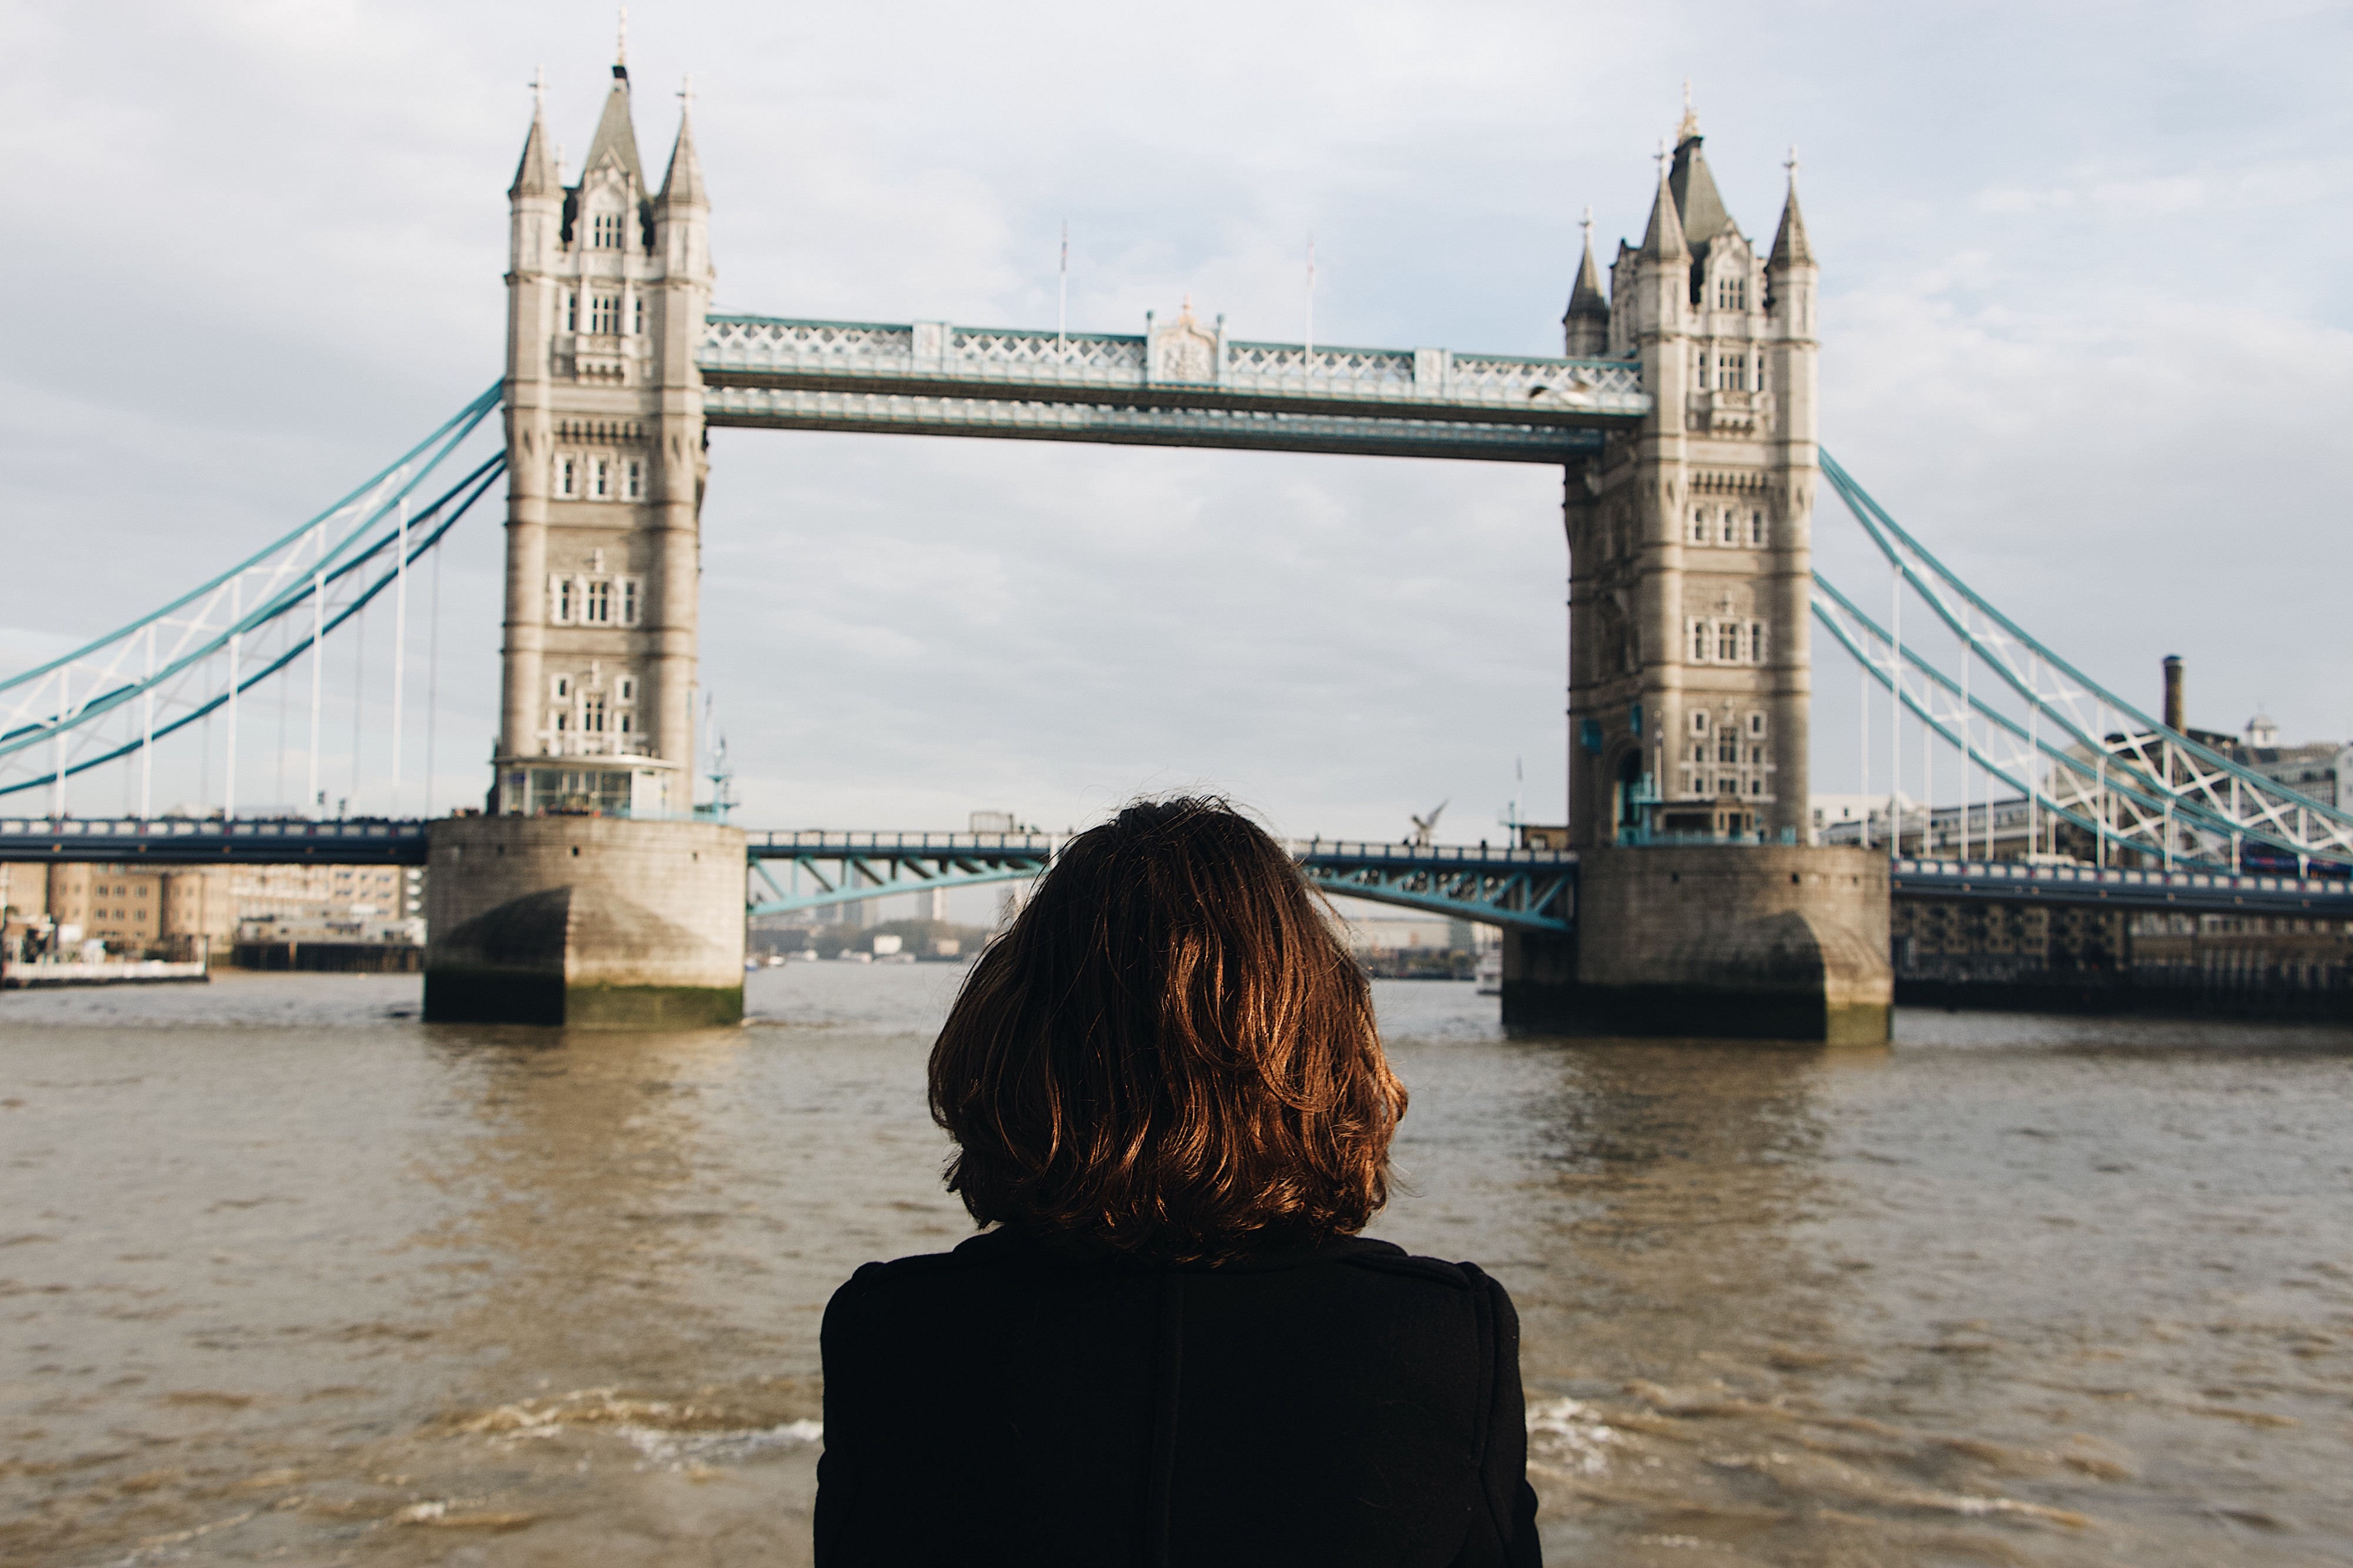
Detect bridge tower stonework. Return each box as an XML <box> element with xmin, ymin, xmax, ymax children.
<box><xmin>1507</xmin><ymin>108</ymin><xmax>1891</xmax><ymax>1042</ymax></box>
<box><xmin>424</xmin><ymin>56</ymin><xmax>742</xmax><ymax>1027</ymax></box>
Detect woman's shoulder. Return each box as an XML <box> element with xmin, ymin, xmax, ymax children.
<box><xmin>828</xmin><ymin>1227</ymin><xmax>1510</xmax><ymax>1300</ymax></box>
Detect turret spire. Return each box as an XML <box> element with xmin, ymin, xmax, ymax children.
<box><xmin>1564</xmin><ymin>204</ymin><xmax>1608</xmax><ymax>322</ymax></box>
<box><xmin>1639</xmin><ymin>141</ymin><xmax>1688</xmax><ymax>261</ymax></box>
<box><xmin>1769</xmin><ymin>145</ymin><xmax>1814</xmax><ymax>269</ymax></box>
<box><xmin>659</xmin><ymin>75</ymin><xmax>709</xmax><ymax>209</ymax></box>
<box><xmin>508</xmin><ymin>81</ymin><xmax>559</xmax><ymax>199</ymax></box>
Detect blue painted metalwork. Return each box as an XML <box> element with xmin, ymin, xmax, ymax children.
<box><xmin>1</xmin><ymin>389</ymin><xmax>506</xmax><ymax>799</ymax></box>
<box><xmin>1888</xmin><ymin>856</ymin><xmax>2353</xmax><ymax>918</ymax></box>
<box><xmin>744</xmin><ymin>830</ymin><xmax>1578</xmax><ymax>932</ymax></box>
<box><xmin>698</xmin><ymin>314</ymin><xmax>1641</xmax><ymax>462</ymax></box>
<box><xmin>745</xmin><ymin>830</ymin><xmax>1051</xmax><ymax>918</ymax></box>
<box><xmin>1817</xmin><ymin>452</ymin><xmax>2353</xmax><ymax>867</ymax></box>
<box><xmin>0</xmin><ymin>816</ymin><xmax>428</xmax><ymax>865</ymax></box>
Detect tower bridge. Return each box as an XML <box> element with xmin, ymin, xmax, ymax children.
<box><xmin>7</xmin><ymin>51</ymin><xmax>2351</xmax><ymax>1032</ymax></box>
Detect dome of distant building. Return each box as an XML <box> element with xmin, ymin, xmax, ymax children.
<box><xmin>2245</xmin><ymin>711</ymin><xmax>2279</xmax><ymax>746</ymax></box>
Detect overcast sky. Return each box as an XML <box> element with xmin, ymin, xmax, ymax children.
<box><xmin>4</xmin><ymin>0</ymin><xmax>2349</xmax><ymax>845</ymax></box>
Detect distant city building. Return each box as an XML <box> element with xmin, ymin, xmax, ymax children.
<box><xmin>0</xmin><ymin>861</ymin><xmax>421</xmax><ymax>963</ymax></box>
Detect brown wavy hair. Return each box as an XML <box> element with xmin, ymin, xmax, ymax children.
<box><xmin>928</xmin><ymin>797</ymin><xmax>1405</xmax><ymax>1262</ymax></box>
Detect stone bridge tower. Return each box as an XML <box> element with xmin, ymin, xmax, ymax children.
<box><xmin>423</xmin><ymin>53</ymin><xmax>742</xmax><ymax>1032</ymax></box>
<box><xmin>1565</xmin><ymin>106</ymin><xmax>1817</xmax><ymax>849</ymax></box>
<box><xmin>495</xmin><ymin>53</ymin><xmax>712</xmax><ymax>818</ymax></box>
<box><xmin>1510</xmin><ymin>105</ymin><xmax>1889</xmax><ymax>1043</ymax></box>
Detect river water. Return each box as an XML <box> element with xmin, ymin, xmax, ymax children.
<box><xmin>4</xmin><ymin>968</ymin><xmax>2349</xmax><ymax>1567</ymax></box>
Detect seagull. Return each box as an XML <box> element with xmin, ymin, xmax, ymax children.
<box><xmin>1409</xmin><ymin>799</ymin><xmax>1449</xmax><ymax>845</ymax></box>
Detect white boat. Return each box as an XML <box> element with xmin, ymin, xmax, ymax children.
<box><xmin>1475</xmin><ymin>952</ymin><xmax>1503</xmax><ymax>995</ymax></box>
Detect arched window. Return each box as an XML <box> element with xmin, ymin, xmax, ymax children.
<box><xmin>1689</xmin><ymin>507</ymin><xmax>1709</xmax><ymax>544</ymax></box>
<box><xmin>591</xmin><ymin>211</ymin><xmax>624</xmax><ymax>249</ymax></box>
<box><xmin>582</xmin><ymin>696</ymin><xmax>606</xmax><ymax>733</ymax></box>
<box><xmin>1717</xmin><ymin>620</ymin><xmax>1741</xmax><ymax>662</ymax></box>
<box><xmin>1748</xmin><ymin>510</ymin><xmax>1768</xmax><ymax>547</ymax></box>
<box><xmin>590</xmin><ymin>293</ymin><xmax>620</xmax><ymax>334</ymax></box>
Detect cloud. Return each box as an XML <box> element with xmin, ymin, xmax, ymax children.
<box><xmin>2</xmin><ymin>0</ymin><xmax>2349</xmax><ymax>836</ymax></box>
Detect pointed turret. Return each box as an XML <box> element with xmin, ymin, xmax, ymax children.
<box><xmin>1668</xmin><ymin>132</ymin><xmax>1736</xmax><ymax>260</ymax></box>
<box><xmin>579</xmin><ymin>65</ymin><xmax>645</xmax><ymax>189</ymax></box>
<box><xmin>1564</xmin><ymin>208</ymin><xmax>1610</xmax><ymax>356</ymax></box>
<box><xmin>658</xmin><ymin>98</ymin><xmax>708</xmax><ymax>210</ymax></box>
<box><xmin>1769</xmin><ymin>162</ymin><xmax>1814</xmax><ymax>271</ymax></box>
<box><xmin>510</xmin><ymin>101</ymin><xmax>559</xmax><ymax>199</ymax></box>
<box><xmin>1639</xmin><ymin>154</ymin><xmax>1688</xmax><ymax>262</ymax></box>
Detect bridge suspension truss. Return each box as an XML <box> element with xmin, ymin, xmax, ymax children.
<box><xmin>745</xmin><ymin>833</ymin><xmax>1578</xmax><ymax>933</ymax></box>
<box><xmin>0</xmin><ymin>387</ymin><xmax>507</xmax><ymax>819</ymax></box>
<box><xmin>1809</xmin><ymin>452</ymin><xmax>2353</xmax><ymax>875</ymax></box>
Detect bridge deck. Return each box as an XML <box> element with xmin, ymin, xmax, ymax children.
<box><xmin>1890</xmin><ymin>857</ymin><xmax>2353</xmax><ymax>916</ymax></box>
<box><xmin>698</xmin><ymin>316</ymin><xmax>1640</xmax><ymax>462</ymax></box>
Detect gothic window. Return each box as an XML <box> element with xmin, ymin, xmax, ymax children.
<box><xmin>619</xmin><ymin>578</ymin><xmax>641</xmax><ymax>625</ymax></box>
<box><xmin>1689</xmin><ymin>619</ymin><xmax>1709</xmax><ymax>662</ymax></box>
<box><xmin>1748</xmin><ymin>509</ymin><xmax>1768</xmax><ymax>547</ymax></box>
<box><xmin>625</xmin><ymin>459</ymin><xmax>644</xmax><ymax>499</ymax></box>
<box><xmin>1691</xmin><ymin>710</ymin><xmax>1710</xmax><ymax>736</ymax></box>
<box><xmin>1750</xmin><ymin>745</ymin><xmax>1765</xmax><ymax>764</ymax></box>
<box><xmin>616</xmin><ymin>676</ymin><xmax>635</xmax><ymax>703</ymax></box>
<box><xmin>1715</xmin><ymin>276</ymin><xmax>1748</xmax><ymax>312</ymax></box>
<box><xmin>591</xmin><ymin>211</ymin><xmax>623</xmax><ymax>249</ymax></box>
<box><xmin>1689</xmin><ymin>508</ymin><xmax>1709</xmax><ymax>545</ymax></box>
<box><xmin>551</xmin><ymin>675</ymin><xmax>572</xmax><ymax>700</ymax></box>
<box><xmin>1747</xmin><ymin>620</ymin><xmax>1769</xmax><ymax>663</ymax></box>
<box><xmin>1747</xmin><ymin>712</ymin><xmax>1767</xmax><ymax>737</ymax></box>
<box><xmin>633</xmin><ymin>296</ymin><xmax>645</xmax><ymax>334</ymax></box>
<box><xmin>552</xmin><ymin>708</ymin><xmax>570</xmax><ymax>733</ymax></box>
<box><xmin>555</xmin><ymin>455</ymin><xmax>577</xmax><ymax>498</ymax></box>
<box><xmin>1749</xmin><ymin>777</ymin><xmax>1765</xmax><ymax>795</ymax></box>
<box><xmin>1718</xmin><ymin>509</ymin><xmax>1739</xmax><ymax>546</ymax></box>
<box><xmin>584</xmin><ymin>579</ymin><xmax>612</xmax><ymax>624</ymax></box>
<box><xmin>591</xmin><ymin>458</ymin><xmax>611</xmax><ymax>499</ymax></box>
<box><xmin>1717</xmin><ymin>734</ymin><xmax>1738</xmax><ymax>764</ymax></box>
<box><xmin>1717</xmin><ymin>620</ymin><xmax>1740</xmax><ymax>662</ymax></box>
<box><xmin>549</xmin><ymin>577</ymin><xmax>575</xmax><ymax>624</ymax></box>
<box><xmin>582</xmin><ymin>695</ymin><xmax>607</xmax><ymax>733</ymax></box>
<box><xmin>564</xmin><ymin>292</ymin><xmax>578</xmax><ymax>332</ymax></box>
<box><xmin>591</xmin><ymin>294</ymin><xmax>620</xmax><ymax>334</ymax></box>
<box><xmin>618</xmin><ymin>712</ymin><xmax>634</xmax><ymax>735</ymax></box>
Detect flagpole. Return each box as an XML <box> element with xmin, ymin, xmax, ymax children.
<box><xmin>1057</xmin><ymin>220</ymin><xmax>1068</xmax><ymax>349</ymax></box>
<box><xmin>1304</xmin><ymin>234</ymin><xmax>1316</xmax><ymax>365</ymax></box>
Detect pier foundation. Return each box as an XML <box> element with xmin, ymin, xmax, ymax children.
<box><xmin>424</xmin><ymin>816</ymin><xmax>745</xmax><ymax>1028</ymax></box>
<box><xmin>1503</xmin><ymin>845</ymin><xmax>1890</xmax><ymax>1043</ymax></box>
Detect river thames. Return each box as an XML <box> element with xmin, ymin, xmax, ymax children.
<box><xmin>4</xmin><ymin>968</ymin><xmax>2349</xmax><ymax>1566</ymax></box>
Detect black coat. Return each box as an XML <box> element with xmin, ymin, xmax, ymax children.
<box><xmin>815</xmin><ymin>1227</ymin><xmax>1541</xmax><ymax>1567</ymax></box>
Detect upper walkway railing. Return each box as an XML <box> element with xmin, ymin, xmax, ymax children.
<box><xmin>697</xmin><ymin>316</ymin><xmax>1642</xmax><ymax>462</ymax></box>
<box><xmin>1889</xmin><ymin>856</ymin><xmax>2353</xmax><ymax>915</ymax></box>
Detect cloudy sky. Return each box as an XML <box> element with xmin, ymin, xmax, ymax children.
<box><xmin>4</xmin><ymin>0</ymin><xmax>2348</xmax><ymax>846</ymax></box>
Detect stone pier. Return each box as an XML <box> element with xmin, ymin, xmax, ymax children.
<box><xmin>1502</xmin><ymin>845</ymin><xmax>1891</xmax><ymax>1043</ymax></box>
<box><xmin>424</xmin><ymin>816</ymin><xmax>745</xmax><ymax>1028</ymax></box>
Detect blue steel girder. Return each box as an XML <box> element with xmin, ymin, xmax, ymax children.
<box><xmin>697</xmin><ymin>315</ymin><xmax>1642</xmax><ymax>463</ymax></box>
<box><xmin>0</xmin><ymin>816</ymin><xmax>428</xmax><ymax>865</ymax></box>
<box><xmin>743</xmin><ymin>830</ymin><xmax>1051</xmax><ymax>919</ymax></box>
<box><xmin>739</xmin><ymin>831</ymin><xmax>1578</xmax><ymax>932</ymax></box>
<box><xmin>1889</xmin><ymin>857</ymin><xmax>2353</xmax><ymax>918</ymax></box>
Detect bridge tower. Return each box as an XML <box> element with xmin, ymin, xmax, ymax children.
<box><xmin>1509</xmin><ymin>103</ymin><xmax>1889</xmax><ymax>1042</ymax></box>
<box><xmin>1567</xmin><ymin>106</ymin><xmax>1816</xmax><ymax>846</ymax></box>
<box><xmin>495</xmin><ymin>52</ymin><xmax>711</xmax><ymax>818</ymax></box>
<box><xmin>424</xmin><ymin>52</ymin><xmax>742</xmax><ymax>1029</ymax></box>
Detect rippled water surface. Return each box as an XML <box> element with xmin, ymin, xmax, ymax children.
<box><xmin>5</xmin><ymin>969</ymin><xmax>2350</xmax><ymax>1566</ymax></box>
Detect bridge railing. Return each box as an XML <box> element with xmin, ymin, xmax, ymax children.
<box><xmin>698</xmin><ymin>315</ymin><xmax>1648</xmax><ymax>423</ymax></box>
<box><xmin>1890</xmin><ymin>856</ymin><xmax>2353</xmax><ymax>913</ymax></box>
<box><xmin>0</xmin><ymin>815</ymin><xmax>429</xmax><ymax>862</ymax></box>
